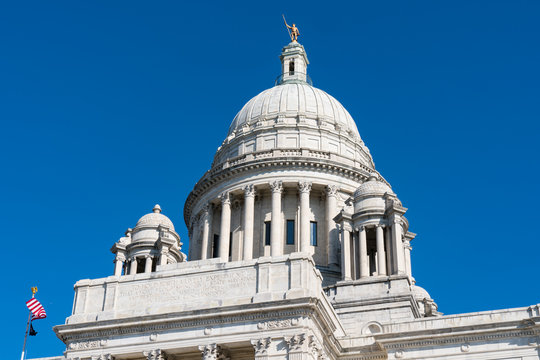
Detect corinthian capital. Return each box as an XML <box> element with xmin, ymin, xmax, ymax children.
<box><xmin>244</xmin><ymin>184</ymin><xmax>256</xmax><ymax>197</ymax></box>
<box><xmin>325</xmin><ymin>184</ymin><xmax>338</xmax><ymax>197</ymax></box>
<box><xmin>270</xmin><ymin>180</ymin><xmax>283</xmax><ymax>193</ymax></box>
<box><xmin>198</xmin><ymin>344</ymin><xmax>221</xmax><ymax>360</ymax></box>
<box><xmin>219</xmin><ymin>191</ymin><xmax>230</xmax><ymax>205</ymax></box>
<box><xmin>298</xmin><ymin>181</ymin><xmax>312</xmax><ymax>194</ymax></box>
<box><xmin>285</xmin><ymin>333</ymin><xmax>306</xmax><ymax>352</ymax></box>
<box><xmin>251</xmin><ymin>338</ymin><xmax>271</xmax><ymax>356</ymax></box>
<box><xmin>143</xmin><ymin>349</ymin><xmax>166</xmax><ymax>360</ymax></box>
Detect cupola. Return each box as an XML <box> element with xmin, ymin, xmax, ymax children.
<box><xmin>111</xmin><ymin>204</ymin><xmax>185</xmax><ymax>276</ymax></box>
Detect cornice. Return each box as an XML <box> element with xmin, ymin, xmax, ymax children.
<box><xmin>377</xmin><ymin>327</ymin><xmax>539</xmax><ymax>350</ymax></box>
<box><xmin>54</xmin><ymin>297</ymin><xmax>341</xmax><ymax>346</ymax></box>
<box><xmin>184</xmin><ymin>155</ymin><xmax>379</xmax><ymax>225</ymax></box>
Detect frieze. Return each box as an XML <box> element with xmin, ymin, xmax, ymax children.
<box><xmin>258</xmin><ymin>318</ymin><xmax>298</xmax><ymax>329</ymax></box>
<box><xmin>69</xmin><ymin>340</ymin><xmax>100</xmax><ymax>350</ymax></box>
<box><xmin>117</xmin><ymin>271</ymin><xmax>256</xmax><ymax>309</ymax></box>
<box><xmin>382</xmin><ymin>329</ymin><xmax>538</xmax><ymax>350</ymax></box>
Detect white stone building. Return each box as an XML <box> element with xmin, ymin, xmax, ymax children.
<box><xmin>36</xmin><ymin>41</ymin><xmax>539</xmax><ymax>360</ymax></box>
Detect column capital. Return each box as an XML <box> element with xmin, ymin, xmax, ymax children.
<box><xmin>376</xmin><ymin>224</ymin><xmax>385</xmax><ymax>229</ymax></box>
<box><xmin>270</xmin><ymin>180</ymin><xmax>283</xmax><ymax>193</ymax></box>
<box><xmin>203</xmin><ymin>203</ymin><xmax>211</xmax><ymax>215</ymax></box>
<box><xmin>355</xmin><ymin>225</ymin><xmax>365</xmax><ymax>232</ymax></box>
<box><xmin>144</xmin><ymin>254</ymin><xmax>152</xmax><ymax>259</ymax></box>
<box><xmin>298</xmin><ymin>181</ymin><xmax>312</xmax><ymax>193</ymax></box>
<box><xmin>244</xmin><ymin>184</ymin><xmax>256</xmax><ymax>197</ymax></box>
<box><xmin>251</xmin><ymin>338</ymin><xmax>271</xmax><ymax>356</ymax></box>
<box><xmin>325</xmin><ymin>184</ymin><xmax>338</xmax><ymax>197</ymax></box>
<box><xmin>143</xmin><ymin>349</ymin><xmax>166</xmax><ymax>360</ymax></box>
<box><xmin>92</xmin><ymin>354</ymin><xmax>114</xmax><ymax>360</ymax></box>
<box><xmin>115</xmin><ymin>254</ymin><xmax>126</xmax><ymax>262</ymax></box>
<box><xmin>285</xmin><ymin>333</ymin><xmax>307</xmax><ymax>352</ymax></box>
<box><xmin>219</xmin><ymin>191</ymin><xmax>231</xmax><ymax>205</ymax></box>
<box><xmin>198</xmin><ymin>344</ymin><xmax>222</xmax><ymax>360</ymax></box>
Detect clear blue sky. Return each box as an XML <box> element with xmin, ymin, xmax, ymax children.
<box><xmin>1</xmin><ymin>1</ymin><xmax>539</xmax><ymax>358</ymax></box>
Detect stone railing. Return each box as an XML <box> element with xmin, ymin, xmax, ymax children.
<box><xmin>67</xmin><ymin>253</ymin><xmax>328</xmax><ymax>324</ymax></box>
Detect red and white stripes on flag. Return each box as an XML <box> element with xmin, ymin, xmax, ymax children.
<box><xmin>26</xmin><ymin>298</ymin><xmax>47</xmax><ymax>319</ymax></box>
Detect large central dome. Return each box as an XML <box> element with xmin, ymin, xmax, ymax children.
<box><xmin>228</xmin><ymin>83</ymin><xmax>361</xmax><ymax>141</ymax></box>
<box><xmin>211</xmin><ymin>42</ymin><xmax>374</xmax><ymax>172</ymax></box>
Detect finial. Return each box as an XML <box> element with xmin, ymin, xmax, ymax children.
<box><xmin>282</xmin><ymin>14</ymin><xmax>300</xmax><ymax>43</ymax></box>
<box><xmin>31</xmin><ymin>286</ymin><xmax>38</xmax><ymax>297</ymax></box>
<box><xmin>153</xmin><ymin>204</ymin><xmax>162</xmax><ymax>214</ymax></box>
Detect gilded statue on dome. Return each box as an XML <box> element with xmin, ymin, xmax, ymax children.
<box><xmin>282</xmin><ymin>15</ymin><xmax>300</xmax><ymax>42</ymax></box>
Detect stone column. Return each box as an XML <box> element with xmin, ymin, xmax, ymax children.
<box><xmin>144</xmin><ymin>255</ymin><xmax>152</xmax><ymax>273</ymax></box>
<box><xmin>385</xmin><ymin>226</ymin><xmax>393</xmax><ymax>275</ymax></box>
<box><xmin>200</xmin><ymin>204</ymin><xmax>212</xmax><ymax>260</ymax></box>
<box><xmin>298</xmin><ymin>181</ymin><xmax>312</xmax><ymax>253</ymax></box>
<box><xmin>251</xmin><ymin>338</ymin><xmax>271</xmax><ymax>360</ymax></box>
<box><xmin>391</xmin><ymin>220</ymin><xmax>406</xmax><ymax>274</ymax></box>
<box><xmin>358</xmin><ymin>226</ymin><xmax>369</xmax><ymax>278</ymax></box>
<box><xmin>404</xmin><ymin>239</ymin><xmax>412</xmax><ymax>278</ymax></box>
<box><xmin>143</xmin><ymin>349</ymin><xmax>166</xmax><ymax>360</ymax></box>
<box><xmin>159</xmin><ymin>249</ymin><xmax>168</xmax><ymax>266</ymax></box>
<box><xmin>340</xmin><ymin>225</ymin><xmax>352</xmax><ymax>280</ymax></box>
<box><xmin>270</xmin><ymin>181</ymin><xmax>283</xmax><ymax>256</ymax></box>
<box><xmin>376</xmin><ymin>225</ymin><xmax>387</xmax><ymax>276</ymax></box>
<box><xmin>325</xmin><ymin>185</ymin><xmax>339</xmax><ymax>267</ymax></box>
<box><xmin>352</xmin><ymin>230</ymin><xmax>358</xmax><ymax>279</ymax></box>
<box><xmin>243</xmin><ymin>184</ymin><xmax>256</xmax><ymax>260</ymax></box>
<box><xmin>128</xmin><ymin>257</ymin><xmax>137</xmax><ymax>275</ymax></box>
<box><xmin>219</xmin><ymin>191</ymin><xmax>231</xmax><ymax>262</ymax></box>
<box><xmin>114</xmin><ymin>254</ymin><xmax>125</xmax><ymax>276</ymax></box>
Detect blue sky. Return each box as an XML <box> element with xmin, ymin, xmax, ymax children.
<box><xmin>1</xmin><ymin>1</ymin><xmax>539</xmax><ymax>358</ymax></box>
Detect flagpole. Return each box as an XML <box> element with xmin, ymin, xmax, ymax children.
<box><xmin>20</xmin><ymin>311</ymin><xmax>32</xmax><ymax>360</ymax></box>
<box><xmin>21</xmin><ymin>286</ymin><xmax>37</xmax><ymax>360</ymax></box>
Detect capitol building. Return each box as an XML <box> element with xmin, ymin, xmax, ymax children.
<box><xmin>36</xmin><ymin>40</ymin><xmax>539</xmax><ymax>360</ymax></box>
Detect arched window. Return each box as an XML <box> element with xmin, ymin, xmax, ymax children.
<box><xmin>289</xmin><ymin>61</ymin><xmax>295</xmax><ymax>75</ymax></box>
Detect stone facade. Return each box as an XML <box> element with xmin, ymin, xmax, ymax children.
<box><xmin>33</xmin><ymin>41</ymin><xmax>539</xmax><ymax>360</ymax></box>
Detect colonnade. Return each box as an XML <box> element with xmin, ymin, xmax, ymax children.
<box><xmin>340</xmin><ymin>221</ymin><xmax>407</xmax><ymax>281</ymax></box>
<box><xmin>194</xmin><ymin>181</ymin><xmax>340</xmax><ymax>264</ymax></box>
<box><xmin>113</xmin><ymin>252</ymin><xmax>168</xmax><ymax>276</ymax></box>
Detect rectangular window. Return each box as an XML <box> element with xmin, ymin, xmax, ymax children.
<box><xmin>213</xmin><ymin>234</ymin><xmax>220</xmax><ymax>258</ymax></box>
<box><xmin>264</xmin><ymin>221</ymin><xmax>271</xmax><ymax>246</ymax></box>
<box><xmin>286</xmin><ymin>220</ymin><xmax>295</xmax><ymax>245</ymax></box>
<box><xmin>310</xmin><ymin>221</ymin><xmax>318</xmax><ymax>246</ymax></box>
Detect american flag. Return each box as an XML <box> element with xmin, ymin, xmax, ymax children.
<box><xmin>26</xmin><ymin>298</ymin><xmax>47</xmax><ymax>319</ymax></box>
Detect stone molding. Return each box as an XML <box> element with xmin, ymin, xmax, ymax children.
<box><xmin>379</xmin><ymin>328</ymin><xmax>539</xmax><ymax>350</ymax></box>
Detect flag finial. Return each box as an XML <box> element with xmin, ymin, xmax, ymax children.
<box><xmin>31</xmin><ymin>287</ymin><xmax>38</xmax><ymax>297</ymax></box>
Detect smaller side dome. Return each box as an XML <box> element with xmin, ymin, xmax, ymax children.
<box><xmin>135</xmin><ymin>204</ymin><xmax>175</xmax><ymax>230</ymax></box>
<box><xmin>111</xmin><ymin>205</ymin><xmax>184</xmax><ymax>277</ymax></box>
<box><xmin>354</xmin><ymin>173</ymin><xmax>393</xmax><ymax>198</ymax></box>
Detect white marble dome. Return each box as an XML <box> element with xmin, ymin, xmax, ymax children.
<box><xmin>135</xmin><ymin>204</ymin><xmax>175</xmax><ymax>230</ymax></box>
<box><xmin>228</xmin><ymin>83</ymin><xmax>361</xmax><ymax>140</ymax></box>
<box><xmin>354</xmin><ymin>175</ymin><xmax>393</xmax><ymax>198</ymax></box>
